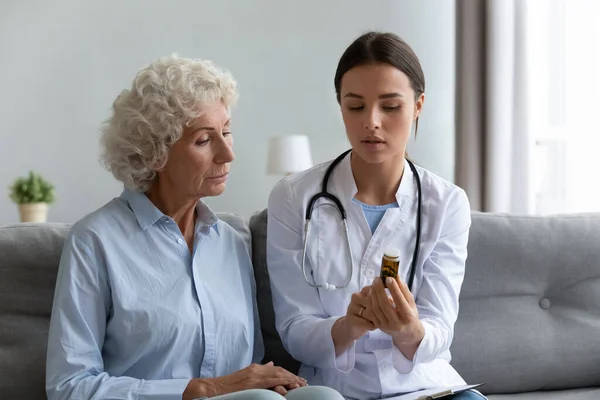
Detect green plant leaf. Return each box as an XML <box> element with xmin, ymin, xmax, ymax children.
<box><xmin>8</xmin><ymin>170</ymin><xmax>56</xmax><ymax>204</ymax></box>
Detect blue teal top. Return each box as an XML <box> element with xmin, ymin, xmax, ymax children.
<box><xmin>352</xmin><ymin>198</ymin><xmax>400</xmax><ymax>233</ymax></box>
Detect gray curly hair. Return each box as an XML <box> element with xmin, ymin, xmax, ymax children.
<box><xmin>100</xmin><ymin>54</ymin><xmax>238</xmax><ymax>192</ymax></box>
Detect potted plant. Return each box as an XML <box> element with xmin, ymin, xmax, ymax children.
<box><xmin>9</xmin><ymin>171</ymin><xmax>56</xmax><ymax>223</ymax></box>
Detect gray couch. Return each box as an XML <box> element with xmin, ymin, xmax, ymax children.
<box><xmin>1</xmin><ymin>210</ymin><xmax>599</xmax><ymax>399</ymax></box>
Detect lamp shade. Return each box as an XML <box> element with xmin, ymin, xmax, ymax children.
<box><xmin>267</xmin><ymin>135</ymin><xmax>313</xmax><ymax>175</ymax></box>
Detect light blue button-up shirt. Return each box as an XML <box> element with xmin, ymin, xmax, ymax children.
<box><xmin>46</xmin><ymin>189</ymin><xmax>263</xmax><ymax>400</ymax></box>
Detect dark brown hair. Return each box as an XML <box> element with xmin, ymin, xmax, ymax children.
<box><xmin>334</xmin><ymin>31</ymin><xmax>425</xmax><ymax>134</ymax></box>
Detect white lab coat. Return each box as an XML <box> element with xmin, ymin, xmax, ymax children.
<box><xmin>266</xmin><ymin>153</ymin><xmax>472</xmax><ymax>400</ymax></box>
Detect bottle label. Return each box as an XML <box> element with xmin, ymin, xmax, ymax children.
<box><xmin>380</xmin><ymin>256</ymin><xmax>400</xmax><ymax>286</ymax></box>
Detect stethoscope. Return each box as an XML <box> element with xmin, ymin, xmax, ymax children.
<box><xmin>301</xmin><ymin>149</ymin><xmax>423</xmax><ymax>293</ymax></box>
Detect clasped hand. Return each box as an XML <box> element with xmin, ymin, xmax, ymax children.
<box><xmin>345</xmin><ymin>276</ymin><xmax>423</xmax><ymax>346</ymax></box>
<box><xmin>182</xmin><ymin>361</ymin><xmax>307</xmax><ymax>399</ymax></box>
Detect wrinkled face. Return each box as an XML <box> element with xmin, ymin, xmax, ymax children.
<box><xmin>157</xmin><ymin>101</ymin><xmax>234</xmax><ymax>198</ymax></box>
<box><xmin>339</xmin><ymin>63</ymin><xmax>424</xmax><ymax>164</ymax></box>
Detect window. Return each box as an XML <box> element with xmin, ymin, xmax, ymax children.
<box><xmin>528</xmin><ymin>0</ymin><xmax>600</xmax><ymax>214</ymax></box>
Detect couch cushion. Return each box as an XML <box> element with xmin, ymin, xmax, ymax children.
<box><xmin>487</xmin><ymin>387</ymin><xmax>600</xmax><ymax>399</ymax></box>
<box><xmin>0</xmin><ymin>222</ymin><xmax>71</xmax><ymax>399</ymax></box>
<box><xmin>249</xmin><ymin>209</ymin><xmax>301</xmax><ymax>374</ymax></box>
<box><xmin>217</xmin><ymin>212</ymin><xmax>252</xmax><ymax>258</ymax></box>
<box><xmin>451</xmin><ymin>213</ymin><xmax>600</xmax><ymax>394</ymax></box>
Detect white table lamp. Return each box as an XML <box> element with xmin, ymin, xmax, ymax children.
<box><xmin>267</xmin><ymin>135</ymin><xmax>313</xmax><ymax>175</ymax></box>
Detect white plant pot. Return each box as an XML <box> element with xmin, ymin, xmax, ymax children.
<box><xmin>18</xmin><ymin>202</ymin><xmax>48</xmax><ymax>223</ymax></box>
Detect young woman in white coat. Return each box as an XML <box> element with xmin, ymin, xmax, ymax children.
<box><xmin>266</xmin><ymin>32</ymin><xmax>485</xmax><ymax>400</ymax></box>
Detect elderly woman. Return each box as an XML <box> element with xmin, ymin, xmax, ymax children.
<box><xmin>45</xmin><ymin>55</ymin><xmax>343</xmax><ymax>400</ymax></box>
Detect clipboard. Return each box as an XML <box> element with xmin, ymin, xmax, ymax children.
<box><xmin>382</xmin><ymin>383</ymin><xmax>485</xmax><ymax>400</ymax></box>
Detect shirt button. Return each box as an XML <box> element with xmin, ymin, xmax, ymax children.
<box><xmin>177</xmin><ymin>238</ymin><xmax>183</xmax><ymax>244</ymax></box>
<box><xmin>366</xmin><ymin>270</ymin><xmax>376</xmax><ymax>279</ymax></box>
<box><xmin>164</xmin><ymin>218</ymin><xmax>170</xmax><ymax>223</ymax></box>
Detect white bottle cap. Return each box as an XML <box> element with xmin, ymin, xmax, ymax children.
<box><xmin>383</xmin><ymin>247</ymin><xmax>401</xmax><ymax>259</ymax></box>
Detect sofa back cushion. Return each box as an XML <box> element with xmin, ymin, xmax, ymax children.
<box><xmin>249</xmin><ymin>210</ymin><xmax>301</xmax><ymax>374</ymax></box>
<box><xmin>450</xmin><ymin>213</ymin><xmax>600</xmax><ymax>394</ymax></box>
<box><xmin>0</xmin><ymin>222</ymin><xmax>71</xmax><ymax>399</ymax></box>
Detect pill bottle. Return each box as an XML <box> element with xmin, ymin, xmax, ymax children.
<box><xmin>380</xmin><ymin>247</ymin><xmax>400</xmax><ymax>287</ymax></box>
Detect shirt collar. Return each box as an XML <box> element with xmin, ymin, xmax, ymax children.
<box><xmin>337</xmin><ymin>151</ymin><xmax>417</xmax><ymax>203</ymax></box>
<box><xmin>195</xmin><ymin>201</ymin><xmax>220</xmax><ymax>235</ymax></box>
<box><xmin>120</xmin><ymin>188</ymin><xmax>219</xmax><ymax>234</ymax></box>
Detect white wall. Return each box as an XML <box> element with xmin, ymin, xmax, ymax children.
<box><xmin>0</xmin><ymin>0</ymin><xmax>455</xmax><ymax>224</ymax></box>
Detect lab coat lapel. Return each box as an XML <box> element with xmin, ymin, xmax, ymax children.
<box><xmin>346</xmin><ymin>157</ymin><xmax>418</xmax><ymax>285</ymax></box>
<box><xmin>375</xmin><ymin>158</ymin><xmax>418</xmax><ymax>246</ymax></box>
<box><xmin>376</xmin><ymin>160</ymin><xmax>419</xmax><ymax>282</ymax></box>
<box><xmin>331</xmin><ymin>154</ymin><xmax>370</xmax><ymax>286</ymax></box>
